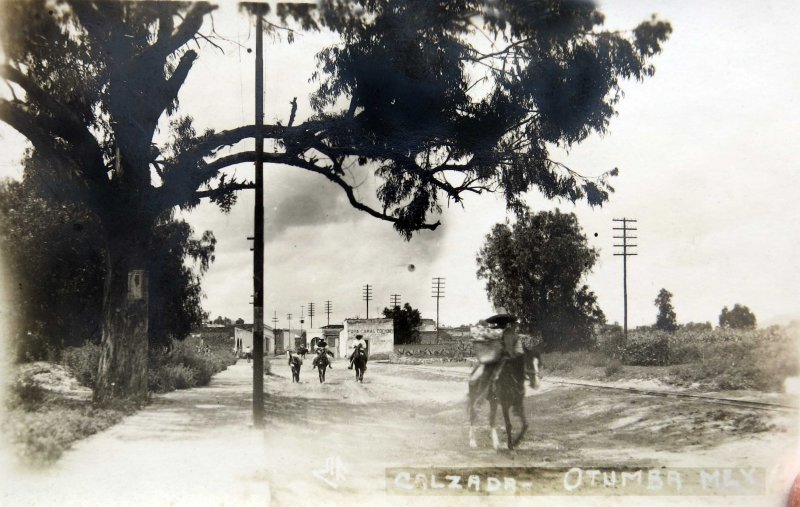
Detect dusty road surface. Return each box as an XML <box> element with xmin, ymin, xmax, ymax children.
<box><xmin>3</xmin><ymin>358</ymin><xmax>798</xmax><ymax>507</ymax></box>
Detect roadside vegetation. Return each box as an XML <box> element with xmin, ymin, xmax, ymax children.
<box><xmin>543</xmin><ymin>323</ymin><xmax>800</xmax><ymax>391</ymax></box>
<box><xmin>3</xmin><ymin>336</ymin><xmax>236</xmax><ymax>466</ymax></box>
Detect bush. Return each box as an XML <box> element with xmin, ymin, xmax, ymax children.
<box><xmin>147</xmin><ymin>338</ymin><xmax>235</xmax><ymax>393</ymax></box>
<box><xmin>595</xmin><ymin>325</ymin><xmax>625</xmax><ymax>359</ymax></box>
<box><xmin>61</xmin><ymin>343</ymin><xmax>102</xmax><ymax>388</ymax></box>
<box><xmin>622</xmin><ymin>330</ymin><xmax>670</xmax><ymax>366</ymax></box>
<box><xmin>6</xmin><ymin>373</ymin><xmax>45</xmax><ymax>411</ymax></box>
<box><xmin>605</xmin><ymin>359</ymin><xmax>622</xmax><ymax>377</ymax></box>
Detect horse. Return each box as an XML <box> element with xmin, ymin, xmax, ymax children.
<box><xmin>296</xmin><ymin>346</ymin><xmax>309</xmax><ymax>360</ymax></box>
<box><xmin>287</xmin><ymin>351</ymin><xmax>302</xmax><ymax>383</ymax></box>
<box><xmin>314</xmin><ymin>350</ymin><xmax>331</xmax><ymax>383</ymax></box>
<box><xmin>467</xmin><ymin>346</ymin><xmax>541</xmax><ymax>450</ymax></box>
<box><xmin>352</xmin><ymin>348</ymin><xmax>367</xmax><ymax>383</ymax></box>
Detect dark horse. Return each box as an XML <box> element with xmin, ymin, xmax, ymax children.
<box><xmin>296</xmin><ymin>346</ymin><xmax>309</xmax><ymax>360</ymax></box>
<box><xmin>287</xmin><ymin>351</ymin><xmax>302</xmax><ymax>383</ymax></box>
<box><xmin>467</xmin><ymin>347</ymin><xmax>541</xmax><ymax>450</ymax></box>
<box><xmin>352</xmin><ymin>348</ymin><xmax>367</xmax><ymax>383</ymax></box>
<box><xmin>314</xmin><ymin>350</ymin><xmax>331</xmax><ymax>383</ymax></box>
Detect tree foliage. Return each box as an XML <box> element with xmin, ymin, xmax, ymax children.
<box><xmin>654</xmin><ymin>288</ymin><xmax>677</xmax><ymax>332</ymax></box>
<box><xmin>0</xmin><ymin>173</ymin><xmax>216</xmax><ymax>360</ymax></box>
<box><xmin>382</xmin><ymin>303</ymin><xmax>422</xmax><ymax>344</ymax></box>
<box><xmin>0</xmin><ymin>0</ymin><xmax>670</xmax><ymax>398</ymax></box>
<box><xmin>719</xmin><ymin>304</ymin><xmax>757</xmax><ymax>330</ymax></box>
<box><xmin>476</xmin><ymin>209</ymin><xmax>605</xmax><ymax>350</ymax></box>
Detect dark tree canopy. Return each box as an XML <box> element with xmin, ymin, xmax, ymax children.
<box><xmin>0</xmin><ymin>174</ymin><xmax>216</xmax><ymax>359</ymax></box>
<box><xmin>383</xmin><ymin>303</ymin><xmax>422</xmax><ymax>344</ymax></box>
<box><xmin>0</xmin><ymin>0</ymin><xmax>670</xmax><ymax>399</ymax></box>
<box><xmin>476</xmin><ymin>209</ymin><xmax>605</xmax><ymax>350</ymax></box>
<box><xmin>719</xmin><ymin>304</ymin><xmax>757</xmax><ymax>330</ymax></box>
<box><xmin>654</xmin><ymin>288</ymin><xmax>678</xmax><ymax>332</ymax></box>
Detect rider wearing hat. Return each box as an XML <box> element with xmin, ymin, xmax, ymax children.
<box><xmin>469</xmin><ymin>310</ymin><xmax>522</xmax><ymax>385</ymax></box>
<box><xmin>348</xmin><ymin>334</ymin><xmax>367</xmax><ymax>370</ymax></box>
<box><xmin>312</xmin><ymin>338</ymin><xmax>333</xmax><ymax>369</ymax></box>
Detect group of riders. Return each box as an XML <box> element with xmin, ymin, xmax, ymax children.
<box><xmin>282</xmin><ymin>308</ymin><xmax>530</xmax><ymax>389</ymax></box>
<box><xmin>303</xmin><ymin>333</ymin><xmax>367</xmax><ymax>370</ymax></box>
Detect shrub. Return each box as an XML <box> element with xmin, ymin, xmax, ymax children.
<box><xmin>605</xmin><ymin>359</ymin><xmax>622</xmax><ymax>377</ymax></box>
<box><xmin>622</xmin><ymin>330</ymin><xmax>670</xmax><ymax>366</ymax></box>
<box><xmin>61</xmin><ymin>343</ymin><xmax>102</xmax><ymax>388</ymax></box>
<box><xmin>6</xmin><ymin>373</ymin><xmax>45</xmax><ymax>411</ymax></box>
<box><xmin>147</xmin><ymin>338</ymin><xmax>235</xmax><ymax>393</ymax></box>
<box><xmin>148</xmin><ymin>364</ymin><xmax>196</xmax><ymax>393</ymax></box>
<box><xmin>595</xmin><ymin>325</ymin><xmax>625</xmax><ymax>359</ymax></box>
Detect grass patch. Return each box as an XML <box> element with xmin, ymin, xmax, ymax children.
<box><xmin>3</xmin><ymin>365</ymin><xmax>139</xmax><ymax>467</ymax></box>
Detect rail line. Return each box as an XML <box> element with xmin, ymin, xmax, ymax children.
<box><xmin>383</xmin><ymin>362</ymin><xmax>799</xmax><ymax>413</ymax></box>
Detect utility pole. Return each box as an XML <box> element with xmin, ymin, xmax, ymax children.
<box><xmin>431</xmin><ymin>277</ymin><xmax>445</xmax><ymax>344</ymax></box>
<box><xmin>324</xmin><ymin>300</ymin><xmax>332</xmax><ymax>326</ymax></box>
<box><xmin>308</xmin><ymin>302</ymin><xmax>315</xmax><ymax>329</ymax></box>
<box><xmin>390</xmin><ymin>294</ymin><xmax>401</xmax><ymax>308</ymax></box>
<box><xmin>362</xmin><ymin>284</ymin><xmax>373</xmax><ymax>319</ymax></box>
<box><xmin>613</xmin><ymin>218</ymin><xmax>638</xmax><ymax>342</ymax></box>
<box><xmin>250</xmin><ymin>3</ymin><xmax>267</xmax><ymax>429</ymax></box>
<box><xmin>271</xmin><ymin>311</ymin><xmax>279</xmax><ymax>350</ymax></box>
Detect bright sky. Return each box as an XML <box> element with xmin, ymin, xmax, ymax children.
<box><xmin>0</xmin><ymin>1</ymin><xmax>798</xmax><ymax>329</ymax></box>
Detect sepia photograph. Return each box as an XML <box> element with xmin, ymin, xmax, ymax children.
<box><xmin>0</xmin><ymin>0</ymin><xmax>798</xmax><ymax>506</ymax></box>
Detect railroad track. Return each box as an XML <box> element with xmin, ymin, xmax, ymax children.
<box><xmin>383</xmin><ymin>362</ymin><xmax>799</xmax><ymax>413</ymax></box>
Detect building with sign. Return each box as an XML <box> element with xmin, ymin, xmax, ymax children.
<box><xmin>340</xmin><ymin>318</ymin><xmax>394</xmax><ymax>359</ymax></box>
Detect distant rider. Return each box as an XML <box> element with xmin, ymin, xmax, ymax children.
<box><xmin>347</xmin><ymin>334</ymin><xmax>367</xmax><ymax>370</ymax></box>
<box><xmin>312</xmin><ymin>339</ymin><xmax>333</xmax><ymax>369</ymax></box>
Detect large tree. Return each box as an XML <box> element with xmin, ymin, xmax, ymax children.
<box><xmin>476</xmin><ymin>209</ymin><xmax>605</xmax><ymax>350</ymax></box>
<box><xmin>383</xmin><ymin>303</ymin><xmax>422</xmax><ymax>344</ymax></box>
<box><xmin>654</xmin><ymin>288</ymin><xmax>678</xmax><ymax>332</ymax></box>
<box><xmin>0</xmin><ymin>1</ymin><xmax>670</xmax><ymax>399</ymax></box>
<box><xmin>0</xmin><ymin>173</ymin><xmax>216</xmax><ymax>360</ymax></box>
<box><xmin>719</xmin><ymin>304</ymin><xmax>757</xmax><ymax>330</ymax></box>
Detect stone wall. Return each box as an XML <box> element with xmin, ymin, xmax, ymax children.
<box><xmin>393</xmin><ymin>339</ymin><xmax>473</xmax><ymax>359</ymax></box>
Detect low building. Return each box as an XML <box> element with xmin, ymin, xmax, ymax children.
<box><xmin>340</xmin><ymin>318</ymin><xmax>394</xmax><ymax>359</ymax></box>
<box><xmin>234</xmin><ymin>324</ymin><xmax>277</xmax><ymax>355</ymax></box>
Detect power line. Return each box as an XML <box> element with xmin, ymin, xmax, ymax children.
<box><xmin>308</xmin><ymin>302</ymin><xmax>315</xmax><ymax>328</ymax></box>
<box><xmin>431</xmin><ymin>277</ymin><xmax>445</xmax><ymax>344</ymax></box>
<box><xmin>362</xmin><ymin>284</ymin><xmax>373</xmax><ymax>319</ymax></box>
<box><xmin>613</xmin><ymin>218</ymin><xmax>638</xmax><ymax>342</ymax></box>
<box><xmin>390</xmin><ymin>294</ymin><xmax>401</xmax><ymax>308</ymax></box>
<box><xmin>324</xmin><ymin>300</ymin><xmax>332</xmax><ymax>326</ymax></box>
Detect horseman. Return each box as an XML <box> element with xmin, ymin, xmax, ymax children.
<box><xmin>469</xmin><ymin>310</ymin><xmax>522</xmax><ymax>388</ymax></box>
<box><xmin>347</xmin><ymin>334</ymin><xmax>368</xmax><ymax>370</ymax></box>
<box><xmin>312</xmin><ymin>338</ymin><xmax>333</xmax><ymax>369</ymax></box>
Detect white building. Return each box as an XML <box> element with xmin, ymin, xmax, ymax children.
<box><xmin>234</xmin><ymin>324</ymin><xmax>276</xmax><ymax>355</ymax></box>
<box><xmin>339</xmin><ymin>318</ymin><xmax>394</xmax><ymax>359</ymax></box>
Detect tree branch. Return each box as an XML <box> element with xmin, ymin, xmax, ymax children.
<box><xmin>146</xmin><ymin>3</ymin><xmax>217</xmax><ymax>62</ymax></box>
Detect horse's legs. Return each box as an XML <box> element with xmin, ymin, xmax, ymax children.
<box><xmin>501</xmin><ymin>403</ymin><xmax>514</xmax><ymax>450</ymax></box>
<box><xmin>489</xmin><ymin>399</ymin><xmax>500</xmax><ymax>450</ymax></box>
<box><xmin>468</xmin><ymin>385</ymin><xmax>478</xmax><ymax>448</ymax></box>
<box><xmin>511</xmin><ymin>400</ymin><xmax>529</xmax><ymax>448</ymax></box>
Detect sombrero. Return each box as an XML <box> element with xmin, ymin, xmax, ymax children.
<box><xmin>486</xmin><ymin>306</ymin><xmax>517</xmax><ymax>326</ymax></box>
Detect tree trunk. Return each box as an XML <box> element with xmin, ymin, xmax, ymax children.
<box><xmin>94</xmin><ymin>227</ymin><xmax>151</xmax><ymax>403</ymax></box>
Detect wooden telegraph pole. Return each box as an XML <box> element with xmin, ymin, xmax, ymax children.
<box><xmin>613</xmin><ymin>218</ymin><xmax>637</xmax><ymax>342</ymax></box>
<box><xmin>251</xmin><ymin>3</ymin><xmax>267</xmax><ymax>428</ymax></box>
<box><xmin>431</xmin><ymin>277</ymin><xmax>445</xmax><ymax>344</ymax></box>
<box><xmin>362</xmin><ymin>284</ymin><xmax>372</xmax><ymax>319</ymax></box>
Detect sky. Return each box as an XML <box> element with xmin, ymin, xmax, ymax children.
<box><xmin>0</xmin><ymin>0</ymin><xmax>798</xmax><ymax>330</ymax></box>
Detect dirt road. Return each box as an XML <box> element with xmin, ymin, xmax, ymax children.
<box><xmin>3</xmin><ymin>359</ymin><xmax>798</xmax><ymax>507</ymax></box>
